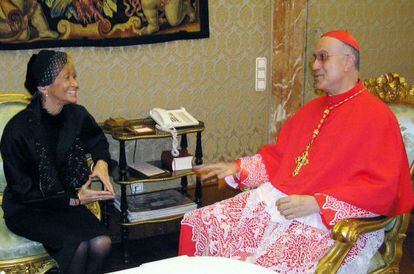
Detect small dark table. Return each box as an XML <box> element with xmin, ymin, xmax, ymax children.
<box><xmin>101</xmin><ymin>118</ymin><xmax>204</xmax><ymax>263</ymax></box>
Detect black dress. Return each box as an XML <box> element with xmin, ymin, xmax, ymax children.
<box><xmin>1</xmin><ymin>95</ymin><xmax>110</xmax><ymax>273</ymax></box>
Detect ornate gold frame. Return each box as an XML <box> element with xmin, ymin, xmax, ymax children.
<box><xmin>0</xmin><ymin>93</ymin><xmax>31</xmax><ymax>103</ymax></box>
<box><xmin>364</xmin><ymin>73</ymin><xmax>414</xmax><ymax>105</ymax></box>
<box><xmin>0</xmin><ymin>255</ymin><xmax>57</xmax><ymax>274</ymax></box>
<box><xmin>0</xmin><ymin>0</ymin><xmax>209</xmax><ymax>50</ymax></box>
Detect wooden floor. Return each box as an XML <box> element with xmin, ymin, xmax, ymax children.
<box><xmin>104</xmin><ymin>232</ymin><xmax>180</xmax><ymax>272</ymax></box>
<box><xmin>102</xmin><ymin>185</ymin><xmax>414</xmax><ymax>273</ymax></box>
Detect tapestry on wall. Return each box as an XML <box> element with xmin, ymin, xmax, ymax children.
<box><xmin>0</xmin><ymin>0</ymin><xmax>209</xmax><ymax>50</ymax></box>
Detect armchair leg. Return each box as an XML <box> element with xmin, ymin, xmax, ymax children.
<box><xmin>370</xmin><ymin>266</ymin><xmax>399</xmax><ymax>274</ymax></box>
<box><xmin>371</xmin><ymin>214</ymin><xmax>409</xmax><ymax>274</ymax></box>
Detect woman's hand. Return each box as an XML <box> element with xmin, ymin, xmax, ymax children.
<box><xmin>275</xmin><ymin>195</ymin><xmax>320</xmax><ymax>219</ymax></box>
<box><xmin>193</xmin><ymin>162</ymin><xmax>238</xmax><ymax>184</ymax></box>
<box><xmin>90</xmin><ymin>160</ymin><xmax>115</xmax><ymax>195</ymax></box>
<box><xmin>77</xmin><ymin>178</ymin><xmax>115</xmax><ymax>205</ymax></box>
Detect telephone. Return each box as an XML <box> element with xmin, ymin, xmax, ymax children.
<box><xmin>150</xmin><ymin>107</ymin><xmax>199</xmax><ymax>129</ymax></box>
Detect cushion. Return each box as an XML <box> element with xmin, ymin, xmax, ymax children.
<box><xmin>388</xmin><ymin>104</ymin><xmax>414</xmax><ymax>165</ymax></box>
<box><xmin>0</xmin><ymin>99</ymin><xmax>48</xmax><ymax>261</ymax></box>
<box><xmin>367</xmin><ymin>251</ymin><xmax>386</xmax><ymax>273</ymax></box>
<box><xmin>0</xmin><ymin>207</ymin><xmax>47</xmax><ymax>260</ymax></box>
<box><xmin>0</xmin><ymin>162</ymin><xmax>5</xmax><ymax>194</ymax></box>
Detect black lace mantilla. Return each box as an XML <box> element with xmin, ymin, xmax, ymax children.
<box><xmin>36</xmin><ymin>141</ymin><xmax>63</xmax><ymax>197</ymax></box>
<box><xmin>63</xmin><ymin>138</ymin><xmax>91</xmax><ymax>189</ymax></box>
<box><xmin>36</xmin><ymin>138</ymin><xmax>90</xmax><ymax>197</ymax></box>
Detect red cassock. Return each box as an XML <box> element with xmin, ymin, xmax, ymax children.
<box><xmin>259</xmin><ymin>81</ymin><xmax>413</xmax><ymax>226</ymax></box>
<box><xmin>179</xmin><ymin>81</ymin><xmax>414</xmax><ymax>273</ymax></box>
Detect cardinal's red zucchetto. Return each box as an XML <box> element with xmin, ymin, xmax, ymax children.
<box><xmin>322</xmin><ymin>30</ymin><xmax>360</xmax><ymax>52</ymax></box>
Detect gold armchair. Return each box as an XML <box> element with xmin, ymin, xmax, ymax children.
<box><xmin>0</xmin><ymin>94</ymin><xmax>101</xmax><ymax>273</ymax></box>
<box><xmin>316</xmin><ymin>73</ymin><xmax>414</xmax><ymax>273</ymax></box>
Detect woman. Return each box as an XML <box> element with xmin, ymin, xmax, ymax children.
<box><xmin>1</xmin><ymin>50</ymin><xmax>115</xmax><ymax>273</ymax></box>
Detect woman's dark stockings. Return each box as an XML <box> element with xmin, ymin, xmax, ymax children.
<box><xmin>68</xmin><ymin>235</ymin><xmax>111</xmax><ymax>274</ymax></box>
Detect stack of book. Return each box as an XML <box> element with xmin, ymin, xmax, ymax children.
<box><xmin>161</xmin><ymin>150</ymin><xmax>193</xmax><ymax>171</ymax></box>
<box><xmin>104</xmin><ymin>117</ymin><xmax>156</xmax><ymax>136</ymax></box>
<box><xmin>113</xmin><ymin>189</ymin><xmax>197</xmax><ymax>222</ymax></box>
<box><xmin>104</xmin><ymin>117</ymin><xmax>131</xmax><ymax>128</ymax></box>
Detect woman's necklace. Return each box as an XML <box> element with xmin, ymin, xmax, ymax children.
<box><xmin>292</xmin><ymin>87</ymin><xmax>364</xmax><ymax>176</ymax></box>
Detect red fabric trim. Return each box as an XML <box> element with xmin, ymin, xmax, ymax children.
<box><xmin>232</xmin><ymin>159</ymin><xmax>249</xmax><ymax>189</ymax></box>
<box><xmin>178</xmin><ymin>224</ymin><xmax>196</xmax><ymax>256</ymax></box>
<box><xmin>314</xmin><ymin>194</ymin><xmax>333</xmax><ymax>229</ymax></box>
<box><xmin>233</xmin><ymin>159</ymin><xmax>241</xmax><ymax>176</ymax></box>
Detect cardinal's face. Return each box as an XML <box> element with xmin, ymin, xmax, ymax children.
<box><xmin>312</xmin><ymin>37</ymin><xmax>350</xmax><ymax>95</ymax></box>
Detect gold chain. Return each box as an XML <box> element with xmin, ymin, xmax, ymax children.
<box><xmin>292</xmin><ymin>87</ymin><xmax>364</xmax><ymax>176</ymax></box>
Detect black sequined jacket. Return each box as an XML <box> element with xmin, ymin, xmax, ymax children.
<box><xmin>1</xmin><ymin>95</ymin><xmax>110</xmax><ymax>219</ymax></box>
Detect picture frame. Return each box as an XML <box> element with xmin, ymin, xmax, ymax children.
<box><xmin>0</xmin><ymin>0</ymin><xmax>209</xmax><ymax>50</ymax></box>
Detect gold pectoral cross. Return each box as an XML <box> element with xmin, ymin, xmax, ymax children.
<box><xmin>293</xmin><ymin>150</ymin><xmax>309</xmax><ymax>176</ymax></box>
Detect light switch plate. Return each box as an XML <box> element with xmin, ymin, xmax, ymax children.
<box><xmin>255</xmin><ymin>57</ymin><xmax>267</xmax><ymax>91</ymax></box>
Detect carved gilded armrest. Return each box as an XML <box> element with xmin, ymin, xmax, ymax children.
<box><xmin>85</xmin><ymin>201</ymin><xmax>102</xmax><ymax>221</ymax></box>
<box><xmin>84</xmin><ymin>155</ymin><xmax>103</xmax><ymax>221</ymax></box>
<box><xmin>315</xmin><ymin>216</ymin><xmax>394</xmax><ymax>274</ymax></box>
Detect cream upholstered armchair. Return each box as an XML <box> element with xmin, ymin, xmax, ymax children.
<box><xmin>316</xmin><ymin>73</ymin><xmax>414</xmax><ymax>273</ymax></box>
<box><xmin>0</xmin><ymin>94</ymin><xmax>56</xmax><ymax>274</ymax></box>
<box><xmin>0</xmin><ymin>94</ymin><xmax>101</xmax><ymax>273</ymax></box>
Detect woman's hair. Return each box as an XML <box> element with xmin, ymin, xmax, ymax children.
<box><xmin>24</xmin><ymin>50</ymin><xmax>68</xmax><ymax>95</ymax></box>
<box><xmin>24</xmin><ymin>54</ymin><xmax>39</xmax><ymax>95</ymax></box>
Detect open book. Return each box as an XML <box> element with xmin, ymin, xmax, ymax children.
<box><xmin>128</xmin><ymin>161</ymin><xmax>169</xmax><ymax>178</ymax></box>
<box><xmin>114</xmin><ymin>189</ymin><xmax>197</xmax><ymax>222</ymax></box>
